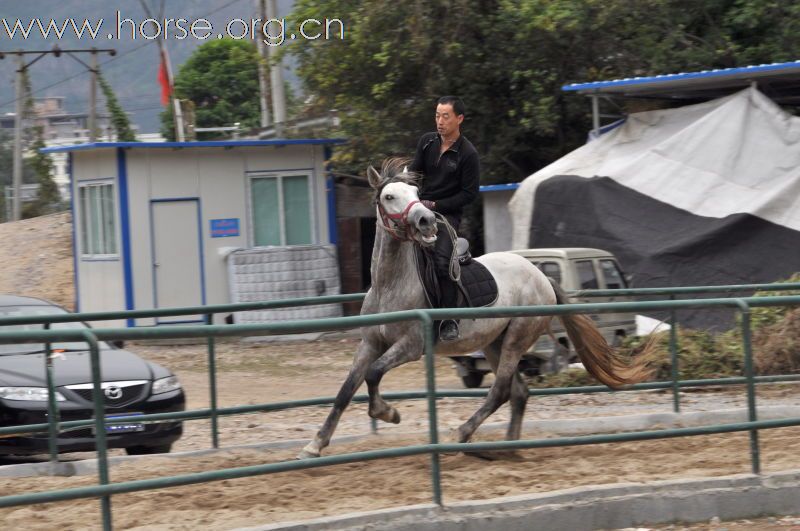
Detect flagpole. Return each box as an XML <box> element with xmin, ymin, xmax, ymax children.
<box><xmin>139</xmin><ymin>0</ymin><xmax>184</xmax><ymax>141</ymax></box>
<box><xmin>162</xmin><ymin>48</ymin><xmax>185</xmax><ymax>141</ymax></box>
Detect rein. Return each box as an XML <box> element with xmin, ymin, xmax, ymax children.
<box><xmin>377</xmin><ymin>199</ymin><xmax>420</xmax><ymax>241</ymax></box>
<box><xmin>376</xmin><ymin>196</ymin><xmax>461</xmax><ymax>282</ymax></box>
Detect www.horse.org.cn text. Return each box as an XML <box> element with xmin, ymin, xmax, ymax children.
<box><xmin>1</xmin><ymin>12</ymin><xmax>345</xmax><ymax>47</ymax></box>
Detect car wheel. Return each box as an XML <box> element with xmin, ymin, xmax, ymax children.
<box><xmin>125</xmin><ymin>444</ymin><xmax>172</xmax><ymax>456</ymax></box>
<box><xmin>461</xmin><ymin>371</ymin><xmax>485</xmax><ymax>388</ymax></box>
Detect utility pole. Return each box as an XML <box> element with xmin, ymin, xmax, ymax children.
<box><xmin>89</xmin><ymin>51</ymin><xmax>98</xmax><ymax>142</ymax></box>
<box><xmin>0</xmin><ymin>46</ymin><xmax>115</xmax><ymax>222</ymax></box>
<box><xmin>256</xmin><ymin>0</ymin><xmax>272</xmax><ymax>128</ymax></box>
<box><xmin>12</xmin><ymin>53</ymin><xmax>24</xmax><ymax>223</ymax></box>
<box><xmin>265</xmin><ymin>0</ymin><xmax>287</xmax><ymax>136</ymax></box>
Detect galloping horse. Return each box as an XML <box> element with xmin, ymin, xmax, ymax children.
<box><xmin>298</xmin><ymin>159</ymin><xmax>654</xmax><ymax>459</ymax></box>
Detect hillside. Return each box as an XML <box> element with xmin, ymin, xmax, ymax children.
<box><xmin>0</xmin><ymin>211</ymin><xmax>74</xmax><ymax>310</ymax></box>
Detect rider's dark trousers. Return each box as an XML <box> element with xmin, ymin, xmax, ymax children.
<box><xmin>433</xmin><ymin>214</ymin><xmax>461</xmax><ymax>309</ymax></box>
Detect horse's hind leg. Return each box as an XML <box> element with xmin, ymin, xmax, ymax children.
<box><xmin>506</xmin><ymin>372</ymin><xmax>529</xmax><ymax>441</ymax></box>
<box><xmin>365</xmin><ymin>337</ymin><xmax>421</xmax><ymax>424</ymax></box>
<box><xmin>298</xmin><ymin>340</ymin><xmax>380</xmax><ymax>459</ymax></box>
<box><xmin>480</xmin><ymin>338</ymin><xmax>529</xmax><ymax>441</ymax></box>
<box><xmin>458</xmin><ymin>318</ymin><xmax>545</xmax><ymax>445</ymax></box>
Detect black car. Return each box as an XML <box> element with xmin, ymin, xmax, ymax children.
<box><xmin>0</xmin><ymin>295</ymin><xmax>185</xmax><ymax>456</ymax></box>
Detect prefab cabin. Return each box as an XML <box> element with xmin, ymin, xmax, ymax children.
<box><xmin>43</xmin><ymin>140</ymin><xmax>345</xmax><ymax>327</ymax></box>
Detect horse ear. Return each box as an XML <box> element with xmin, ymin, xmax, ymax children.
<box><xmin>366</xmin><ymin>166</ymin><xmax>382</xmax><ymax>189</ymax></box>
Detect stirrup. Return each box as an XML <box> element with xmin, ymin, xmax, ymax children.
<box><xmin>439</xmin><ymin>319</ymin><xmax>460</xmax><ymax>341</ymax></box>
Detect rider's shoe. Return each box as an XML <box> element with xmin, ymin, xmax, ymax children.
<box><xmin>439</xmin><ymin>320</ymin><xmax>460</xmax><ymax>341</ymax></box>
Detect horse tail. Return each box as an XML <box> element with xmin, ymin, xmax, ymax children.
<box><xmin>548</xmin><ymin>277</ymin><xmax>654</xmax><ymax>389</ymax></box>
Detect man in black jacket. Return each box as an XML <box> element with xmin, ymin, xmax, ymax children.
<box><xmin>409</xmin><ymin>95</ymin><xmax>480</xmax><ymax>341</ymax></box>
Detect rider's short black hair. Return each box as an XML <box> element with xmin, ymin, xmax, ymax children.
<box><xmin>437</xmin><ymin>96</ymin><xmax>465</xmax><ymax>117</ymax></box>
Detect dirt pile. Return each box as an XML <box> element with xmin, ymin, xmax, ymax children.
<box><xmin>0</xmin><ymin>211</ymin><xmax>74</xmax><ymax>309</ymax></box>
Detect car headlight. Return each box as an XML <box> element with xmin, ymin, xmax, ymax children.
<box><xmin>151</xmin><ymin>376</ymin><xmax>181</xmax><ymax>395</ymax></box>
<box><xmin>0</xmin><ymin>387</ymin><xmax>66</xmax><ymax>401</ymax></box>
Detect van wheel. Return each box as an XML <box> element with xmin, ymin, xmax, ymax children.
<box><xmin>461</xmin><ymin>371</ymin><xmax>485</xmax><ymax>388</ymax></box>
<box><xmin>612</xmin><ymin>333</ymin><xmax>625</xmax><ymax>348</ymax></box>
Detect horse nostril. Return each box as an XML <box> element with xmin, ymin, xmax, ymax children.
<box><xmin>419</xmin><ymin>217</ymin><xmax>428</xmax><ymax>226</ymax></box>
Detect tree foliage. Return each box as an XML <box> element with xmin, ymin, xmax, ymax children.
<box><xmin>286</xmin><ymin>0</ymin><xmax>800</xmax><ymax>183</ymax></box>
<box><xmin>98</xmin><ymin>72</ymin><xmax>137</xmax><ymax>142</ymax></box>
<box><xmin>161</xmin><ymin>39</ymin><xmax>262</xmax><ymax>140</ymax></box>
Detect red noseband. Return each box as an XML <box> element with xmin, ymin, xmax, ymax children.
<box><xmin>377</xmin><ymin>200</ymin><xmax>421</xmax><ymax>241</ymax></box>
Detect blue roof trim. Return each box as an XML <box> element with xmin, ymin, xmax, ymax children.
<box><xmin>562</xmin><ymin>60</ymin><xmax>800</xmax><ymax>92</ymax></box>
<box><xmin>41</xmin><ymin>138</ymin><xmax>347</xmax><ymax>153</ymax></box>
<box><xmin>480</xmin><ymin>183</ymin><xmax>520</xmax><ymax>192</ymax></box>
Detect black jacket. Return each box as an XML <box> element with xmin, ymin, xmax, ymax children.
<box><xmin>409</xmin><ymin>132</ymin><xmax>480</xmax><ymax>216</ymax></box>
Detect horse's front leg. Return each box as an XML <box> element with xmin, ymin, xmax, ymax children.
<box><xmin>298</xmin><ymin>339</ymin><xmax>381</xmax><ymax>459</ymax></box>
<box><xmin>366</xmin><ymin>336</ymin><xmax>422</xmax><ymax>424</ymax></box>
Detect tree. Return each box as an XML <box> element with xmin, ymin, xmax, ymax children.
<box><xmin>98</xmin><ymin>72</ymin><xmax>137</xmax><ymax>141</ymax></box>
<box><xmin>20</xmin><ymin>70</ymin><xmax>61</xmax><ymax>219</ymax></box>
<box><xmin>286</xmin><ymin>0</ymin><xmax>800</xmax><ymax>251</ymax></box>
<box><xmin>160</xmin><ymin>39</ymin><xmax>262</xmax><ymax>140</ymax></box>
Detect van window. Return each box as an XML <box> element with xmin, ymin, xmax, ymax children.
<box><xmin>575</xmin><ymin>260</ymin><xmax>598</xmax><ymax>289</ymax></box>
<box><xmin>600</xmin><ymin>259</ymin><xmax>627</xmax><ymax>289</ymax></box>
<box><xmin>537</xmin><ymin>261</ymin><xmax>562</xmax><ymax>286</ymax></box>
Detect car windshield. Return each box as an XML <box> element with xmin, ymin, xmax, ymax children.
<box><xmin>0</xmin><ymin>305</ymin><xmax>106</xmax><ymax>355</ymax></box>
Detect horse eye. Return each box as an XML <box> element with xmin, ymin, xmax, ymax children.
<box><xmin>384</xmin><ymin>194</ymin><xmax>394</xmax><ymax>201</ymax></box>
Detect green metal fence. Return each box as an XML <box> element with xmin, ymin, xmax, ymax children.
<box><xmin>1</xmin><ymin>284</ymin><xmax>800</xmax><ymax>530</ymax></box>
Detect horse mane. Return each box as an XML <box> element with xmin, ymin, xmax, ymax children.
<box><xmin>377</xmin><ymin>157</ymin><xmax>420</xmax><ymax>189</ymax></box>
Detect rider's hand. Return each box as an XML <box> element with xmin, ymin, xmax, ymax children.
<box><xmin>421</xmin><ymin>200</ymin><xmax>436</xmax><ymax>211</ymax></box>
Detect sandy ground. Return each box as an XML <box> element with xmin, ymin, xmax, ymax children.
<box><xmin>0</xmin><ymin>211</ymin><xmax>74</xmax><ymax>310</ymax></box>
<box><xmin>0</xmin><ymin>214</ymin><xmax>798</xmax><ymax>529</ymax></box>
<box><xmin>0</xmin><ymin>337</ymin><xmax>798</xmax><ymax>530</ymax></box>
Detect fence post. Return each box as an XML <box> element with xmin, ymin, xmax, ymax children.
<box><xmin>83</xmin><ymin>329</ymin><xmax>113</xmax><ymax>531</ymax></box>
<box><xmin>43</xmin><ymin>323</ymin><xmax>61</xmax><ymax>467</ymax></box>
<box><xmin>735</xmin><ymin>299</ymin><xmax>760</xmax><ymax>474</ymax></box>
<box><xmin>205</xmin><ymin>313</ymin><xmax>219</xmax><ymax>449</ymax></box>
<box><xmin>417</xmin><ymin>311</ymin><xmax>442</xmax><ymax>506</ymax></box>
<box><xmin>669</xmin><ymin>295</ymin><xmax>680</xmax><ymax>413</ymax></box>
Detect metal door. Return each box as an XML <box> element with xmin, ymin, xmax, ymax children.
<box><xmin>150</xmin><ymin>199</ymin><xmax>205</xmax><ymax>323</ymax></box>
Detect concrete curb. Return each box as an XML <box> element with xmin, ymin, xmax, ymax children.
<box><xmin>238</xmin><ymin>470</ymin><xmax>800</xmax><ymax>531</ymax></box>
<box><xmin>1</xmin><ymin>405</ymin><xmax>798</xmax><ymax>478</ymax></box>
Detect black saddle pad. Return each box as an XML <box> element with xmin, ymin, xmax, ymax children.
<box><xmin>459</xmin><ymin>260</ymin><xmax>499</xmax><ymax>308</ymax></box>
<box><xmin>413</xmin><ymin>247</ymin><xmax>498</xmax><ymax>308</ymax></box>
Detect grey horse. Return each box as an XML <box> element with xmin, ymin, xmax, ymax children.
<box><xmin>298</xmin><ymin>159</ymin><xmax>654</xmax><ymax>459</ymax></box>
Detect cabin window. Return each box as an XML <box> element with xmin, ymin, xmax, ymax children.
<box><xmin>78</xmin><ymin>182</ymin><xmax>118</xmax><ymax>257</ymax></box>
<box><xmin>250</xmin><ymin>173</ymin><xmax>313</xmax><ymax>246</ymax></box>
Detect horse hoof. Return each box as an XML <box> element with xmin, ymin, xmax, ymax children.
<box><xmin>296</xmin><ymin>449</ymin><xmax>320</xmax><ymax>460</ymax></box>
<box><xmin>370</xmin><ymin>407</ymin><xmax>401</xmax><ymax>424</ymax></box>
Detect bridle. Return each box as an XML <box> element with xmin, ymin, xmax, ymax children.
<box><xmin>377</xmin><ymin>197</ymin><xmax>421</xmax><ymax>242</ymax></box>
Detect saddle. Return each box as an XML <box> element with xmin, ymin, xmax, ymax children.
<box><xmin>414</xmin><ymin>237</ymin><xmax>499</xmax><ymax>311</ymax></box>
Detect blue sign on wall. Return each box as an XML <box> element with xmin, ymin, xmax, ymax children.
<box><xmin>210</xmin><ymin>218</ymin><xmax>240</xmax><ymax>238</ymax></box>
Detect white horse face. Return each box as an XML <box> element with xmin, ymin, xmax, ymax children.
<box><xmin>379</xmin><ymin>181</ymin><xmax>438</xmax><ymax>245</ymax></box>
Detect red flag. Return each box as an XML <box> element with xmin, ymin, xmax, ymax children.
<box><xmin>158</xmin><ymin>50</ymin><xmax>172</xmax><ymax>106</ymax></box>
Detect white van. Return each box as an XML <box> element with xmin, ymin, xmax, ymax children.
<box><xmin>451</xmin><ymin>248</ymin><xmax>637</xmax><ymax>388</ymax></box>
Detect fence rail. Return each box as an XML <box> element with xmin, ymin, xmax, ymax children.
<box><xmin>1</xmin><ymin>284</ymin><xmax>800</xmax><ymax>530</ymax></box>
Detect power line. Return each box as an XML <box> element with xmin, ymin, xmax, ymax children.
<box><xmin>0</xmin><ymin>0</ymin><xmax>249</xmax><ymax>110</ymax></box>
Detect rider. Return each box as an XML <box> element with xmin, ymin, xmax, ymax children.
<box><xmin>409</xmin><ymin>95</ymin><xmax>480</xmax><ymax>341</ymax></box>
